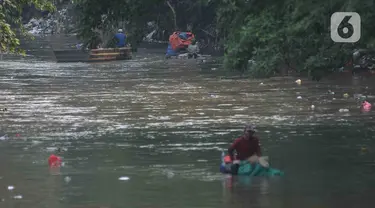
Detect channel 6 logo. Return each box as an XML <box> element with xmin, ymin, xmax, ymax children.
<box><xmin>331</xmin><ymin>12</ymin><xmax>361</xmax><ymax>43</ymax></box>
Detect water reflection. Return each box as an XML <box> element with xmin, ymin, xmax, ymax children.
<box><xmin>222</xmin><ymin>175</ymin><xmax>273</xmax><ymax>208</ymax></box>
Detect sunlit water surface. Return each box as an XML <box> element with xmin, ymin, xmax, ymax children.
<box><xmin>1</xmin><ymin>53</ymin><xmax>375</xmax><ymax>208</ymax></box>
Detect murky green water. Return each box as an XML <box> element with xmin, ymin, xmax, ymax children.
<box><xmin>1</xmin><ymin>53</ymin><xmax>375</xmax><ymax>208</ymax></box>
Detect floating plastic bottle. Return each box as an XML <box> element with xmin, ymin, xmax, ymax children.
<box><xmin>221</xmin><ymin>151</ymin><xmax>225</xmax><ymax>165</ymax></box>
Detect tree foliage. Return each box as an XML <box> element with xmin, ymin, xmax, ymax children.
<box><xmin>0</xmin><ymin>0</ymin><xmax>54</xmax><ymax>54</ymax></box>
<box><xmin>73</xmin><ymin>0</ymin><xmax>375</xmax><ymax>79</ymax></box>
<box><xmin>5</xmin><ymin>0</ymin><xmax>374</xmax><ymax>79</ymax></box>
<box><xmin>73</xmin><ymin>0</ymin><xmax>217</xmax><ymax>48</ymax></box>
<box><xmin>218</xmin><ymin>0</ymin><xmax>375</xmax><ymax>79</ymax></box>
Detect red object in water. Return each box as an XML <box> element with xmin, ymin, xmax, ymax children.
<box><xmin>362</xmin><ymin>101</ymin><xmax>372</xmax><ymax>112</ymax></box>
<box><xmin>224</xmin><ymin>155</ymin><xmax>232</xmax><ymax>163</ymax></box>
<box><xmin>48</xmin><ymin>154</ymin><xmax>62</xmax><ymax>167</ymax></box>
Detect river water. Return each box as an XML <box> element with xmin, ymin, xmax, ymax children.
<box><xmin>0</xmin><ymin>53</ymin><xmax>375</xmax><ymax>208</ymax></box>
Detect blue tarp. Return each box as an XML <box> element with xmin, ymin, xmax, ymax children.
<box><xmin>166</xmin><ymin>43</ymin><xmax>178</xmax><ymax>57</ymax></box>
<box><xmin>178</xmin><ymin>32</ymin><xmax>189</xmax><ymax>40</ymax></box>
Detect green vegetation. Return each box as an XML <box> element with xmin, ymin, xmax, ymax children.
<box><xmin>72</xmin><ymin>0</ymin><xmax>375</xmax><ymax>79</ymax></box>
<box><xmin>73</xmin><ymin>0</ymin><xmax>218</xmax><ymax>49</ymax></box>
<box><xmin>0</xmin><ymin>0</ymin><xmax>54</xmax><ymax>54</ymax></box>
<box><xmin>4</xmin><ymin>0</ymin><xmax>375</xmax><ymax>79</ymax></box>
<box><xmin>218</xmin><ymin>0</ymin><xmax>375</xmax><ymax>79</ymax></box>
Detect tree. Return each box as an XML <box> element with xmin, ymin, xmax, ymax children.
<box><xmin>73</xmin><ymin>0</ymin><xmax>218</xmax><ymax>48</ymax></box>
<box><xmin>0</xmin><ymin>0</ymin><xmax>55</xmax><ymax>54</ymax></box>
<box><xmin>74</xmin><ymin>0</ymin><xmax>165</xmax><ymax>49</ymax></box>
<box><xmin>216</xmin><ymin>0</ymin><xmax>375</xmax><ymax>79</ymax></box>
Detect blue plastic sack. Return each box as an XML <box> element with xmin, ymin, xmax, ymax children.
<box><xmin>178</xmin><ymin>32</ymin><xmax>188</xmax><ymax>40</ymax></box>
<box><xmin>166</xmin><ymin>44</ymin><xmax>178</xmax><ymax>57</ymax></box>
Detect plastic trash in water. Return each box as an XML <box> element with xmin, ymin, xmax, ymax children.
<box><xmin>297</xmin><ymin>96</ymin><xmax>302</xmax><ymax>99</ymax></box>
<box><xmin>48</xmin><ymin>154</ymin><xmax>62</xmax><ymax>167</ymax></box>
<box><xmin>0</xmin><ymin>134</ymin><xmax>9</xmax><ymax>141</ymax></box>
<box><xmin>13</xmin><ymin>195</ymin><xmax>22</xmax><ymax>199</ymax></box>
<box><xmin>118</xmin><ymin>176</ymin><xmax>130</xmax><ymax>181</ymax></box>
<box><xmin>7</xmin><ymin>186</ymin><xmax>14</xmax><ymax>191</ymax></box>
<box><xmin>64</xmin><ymin>176</ymin><xmax>71</xmax><ymax>183</ymax></box>
<box><xmin>362</xmin><ymin>101</ymin><xmax>372</xmax><ymax>112</ymax></box>
<box><xmin>295</xmin><ymin>79</ymin><xmax>301</xmax><ymax>85</ymax></box>
<box><xmin>339</xmin><ymin>108</ymin><xmax>349</xmax><ymax>112</ymax></box>
<box><xmin>221</xmin><ymin>151</ymin><xmax>225</xmax><ymax>165</ymax></box>
<box><xmin>166</xmin><ymin>171</ymin><xmax>175</xmax><ymax>178</ymax></box>
<box><xmin>310</xmin><ymin>105</ymin><xmax>315</xmax><ymax>110</ymax></box>
<box><xmin>343</xmin><ymin>93</ymin><xmax>349</xmax><ymax>98</ymax></box>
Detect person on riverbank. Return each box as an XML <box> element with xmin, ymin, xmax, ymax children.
<box><xmin>114</xmin><ymin>29</ymin><xmax>126</xmax><ymax>48</ymax></box>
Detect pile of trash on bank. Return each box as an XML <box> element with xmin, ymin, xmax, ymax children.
<box><xmin>23</xmin><ymin>8</ymin><xmax>74</xmax><ymax>35</ymax></box>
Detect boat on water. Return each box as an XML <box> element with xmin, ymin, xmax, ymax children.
<box><xmin>53</xmin><ymin>47</ymin><xmax>132</xmax><ymax>63</ymax></box>
<box><xmin>165</xmin><ymin>31</ymin><xmax>200</xmax><ymax>59</ymax></box>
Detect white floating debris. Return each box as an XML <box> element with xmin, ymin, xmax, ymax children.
<box><xmin>311</xmin><ymin>105</ymin><xmax>315</xmax><ymax>110</ymax></box>
<box><xmin>339</xmin><ymin>108</ymin><xmax>349</xmax><ymax>112</ymax></box>
<box><xmin>13</xmin><ymin>195</ymin><xmax>22</xmax><ymax>199</ymax></box>
<box><xmin>64</xmin><ymin>176</ymin><xmax>71</xmax><ymax>183</ymax></box>
<box><xmin>0</xmin><ymin>135</ymin><xmax>9</xmax><ymax>141</ymax></box>
<box><xmin>297</xmin><ymin>96</ymin><xmax>302</xmax><ymax>99</ymax></box>
<box><xmin>46</xmin><ymin>147</ymin><xmax>58</xmax><ymax>152</ymax></box>
<box><xmin>259</xmin><ymin>82</ymin><xmax>264</xmax><ymax>85</ymax></box>
<box><xmin>166</xmin><ymin>171</ymin><xmax>175</xmax><ymax>178</ymax></box>
<box><xmin>7</xmin><ymin>186</ymin><xmax>14</xmax><ymax>190</ymax></box>
<box><xmin>118</xmin><ymin>176</ymin><xmax>130</xmax><ymax>181</ymax></box>
<box><xmin>295</xmin><ymin>79</ymin><xmax>301</xmax><ymax>85</ymax></box>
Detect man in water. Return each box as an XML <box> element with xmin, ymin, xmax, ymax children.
<box><xmin>228</xmin><ymin>124</ymin><xmax>262</xmax><ymax>161</ymax></box>
<box><xmin>224</xmin><ymin>124</ymin><xmax>266</xmax><ymax>174</ymax></box>
<box><xmin>114</xmin><ymin>29</ymin><xmax>126</xmax><ymax>47</ymax></box>
<box><xmin>187</xmin><ymin>38</ymin><xmax>199</xmax><ymax>59</ymax></box>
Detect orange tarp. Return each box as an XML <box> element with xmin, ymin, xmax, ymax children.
<box><xmin>169</xmin><ymin>32</ymin><xmax>195</xmax><ymax>50</ymax></box>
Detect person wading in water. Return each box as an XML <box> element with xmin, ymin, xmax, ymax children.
<box><xmin>224</xmin><ymin>124</ymin><xmax>269</xmax><ymax>174</ymax></box>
